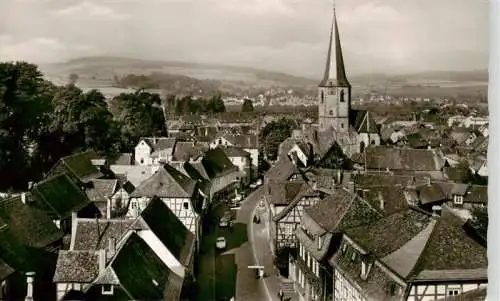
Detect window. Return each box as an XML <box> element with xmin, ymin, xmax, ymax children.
<box><xmin>341</xmin><ymin>123</ymin><xmax>344</xmax><ymax>128</ymax></box>
<box><xmin>183</xmin><ymin>202</ymin><xmax>189</xmax><ymax>210</ymax></box>
<box><xmin>317</xmin><ymin>235</ymin><xmax>322</xmax><ymax>250</ymax></box>
<box><xmin>342</xmin><ymin>243</ymin><xmax>347</xmax><ymax>253</ymax></box>
<box><xmin>329</xmin><ymin>110</ymin><xmax>333</xmax><ymax>115</ymax></box>
<box><xmin>448</xmin><ymin>289</ymin><xmax>460</xmax><ymax>296</ymax></box>
<box><xmin>131</xmin><ymin>201</ymin><xmax>137</xmax><ymax>209</ymax></box>
<box><xmin>454</xmin><ymin>195</ymin><xmax>463</xmax><ymax>205</ymax></box>
<box><xmin>321</xmin><ymin>91</ymin><xmax>325</xmax><ymax>103</ymax></box>
<box><xmin>102</xmin><ymin>285</ymin><xmax>114</xmax><ymax>295</ymax></box>
<box><xmin>340</xmin><ymin>90</ymin><xmax>345</xmax><ymax>102</ymax></box>
<box><xmin>140</xmin><ymin>158</ymin><xmax>144</xmax><ymax>164</ymax></box>
<box><xmin>351</xmin><ymin>251</ymin><xmax>357</xmax><ymax>262</ymax></box>
<box><xmin>218</xmin><ymin>138</ymin><xmax>222</xmax><ymax>145</ymax></box>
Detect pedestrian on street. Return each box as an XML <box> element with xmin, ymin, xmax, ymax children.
<box><xmin>278</xmin><ymin>288</ymin><xmax>284</xmax><ymax>301</ymax></box>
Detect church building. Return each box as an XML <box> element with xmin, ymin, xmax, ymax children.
<box><xmin>308</xmin><ymin>7</ymin><xmax>380</xmax><ymax>158</ymax></box>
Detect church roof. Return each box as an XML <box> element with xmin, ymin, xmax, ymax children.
<box><xmin>319</xmin><ymin>9</ymin><xmax>350</xmax><ymax>88</ymax></box>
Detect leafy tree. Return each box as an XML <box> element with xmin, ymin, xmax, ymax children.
<box><xmin>260</xmin><ymin>118</ymin><xmax>296</xmax><ymax>161</ymax></box>
<box><xmin>0</xmin><ymin>61</ymin><xmax>53</xmax><ymax>189</ymax></box>
<box><xmin>470</xmin><ymin>206</ymin><xmax>488</xmax><ymax>242</ymax></box>
<box><xmin>241</xmin><ymin>98</ymin><xmax>254</xmax><ymax>112</ymax></box>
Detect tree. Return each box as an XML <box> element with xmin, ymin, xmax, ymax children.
<box><xmin>241</xmin><ymin>99</ymin><xmax>254</xmax><ymax>112</ymax></box>
<box><xmin>0</xmin><ymin>61</ymin><xmax>53</xmax><ymax>189</ymax></box>
<box><xmin>470</xmin><ymin>206</ymin><xmax>488</xmax><ymax>242</ymax></box>
<box><xmin>260</xmin><ymin>118</ymin><xmax>296</xmax><ymax>161</ymax></box>
<box><xmin>69</xmin><ymin>73</ymin><xmax>79</xmax><ymax>85</ymax></box>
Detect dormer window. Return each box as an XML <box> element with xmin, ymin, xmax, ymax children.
<box><xmin>454</xmin><ymin>195</ymin><xmax>463</xmax><ymax>205</ymax></box>
<box><xmin>102</xmin><ymin>284</ymin><xmax>114</xmax><ymax>295</ymax></box>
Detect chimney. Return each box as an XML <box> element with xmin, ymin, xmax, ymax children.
<box><xmin>24</xmin><ymin>271</ymin><xmax>35</xmax><ymax>301</ymax></box>
<box><xmin>347</xmin><ymin>181</ymin><xmax>355</xmax><ymax>194</ymax></box>
<box><xmin>378</xmin><ymin>191</ymin><xmax>385</xmax><ymax>211</ymax></box>
<box><xmin>21</xmin><ymin>192</ymin><xmax>27</xmax><ymax>204</ymax></box>
<box><xmin>107</xmin><ymin>238</ymin><xmax>116</xmax><ymax>259</ymax></box>
<box><xmin>99</xmin><ymin>249</ymin><xmax>106</xmax><ymax>272</ymax></box>
<box><xmin>106</xmin><ymin>197</ymin><xmax>112</xmax><ymax>219</ymax></box>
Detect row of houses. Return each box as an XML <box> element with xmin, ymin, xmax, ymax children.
<box><xmin>0</xmin><ymin>132</ymin><xmax>250</xmax><ymax>301</ymax></box>
<box><xmin>262</xmin><ymin>141</ymin><xmax>487</xmax><ymax>301</ymax></box>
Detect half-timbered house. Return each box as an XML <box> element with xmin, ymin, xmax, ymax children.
<box><xmin>329</xmin><ymin>209</ymin><xmax>487</xmax><ymax>301</ymax></box>
<box><xmin>270</xmin><ymin>182</ymin><xmax>321</xmax><ymax>250</ymax></box>
<box><xmin>127</xmin><ymin>164</ymin><xmax>203</xmax><ymax>239</ymax></box>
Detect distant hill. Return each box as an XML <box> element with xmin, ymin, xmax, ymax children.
<box><xmin>39</xmin><ymin>56</ymin><xmax>488</xmax><ymax>98</ymax></box>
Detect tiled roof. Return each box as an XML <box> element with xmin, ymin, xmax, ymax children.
<box><xmin>31</xmin><ymin>173</ymin><xmax>91</xmax><ymax>219</ymax></box>
<box><xmin>53</xmin><ymin>250</ymin><xmax>100</xmax><ymax>283</ymax></box>
<box><xmin>264</xmin><ymin>157</ymin><xmax>297</xmax><ymax>181</ymax></box>
<box><xmin>0</xmin><ymin>195</ymin><xmax>63</xmax><ymax>248</ymax></box>
<box><xmin>130</xmin><ymin>165</ymin><xmax>196</xmax><ymax>199</ymax></box>
<box><xmin>111</xmin><ymin>232</ymin><xmax>184</xmax><ymax>301</ymax></box>
<box><xmin>140</xmin><ymin>137</ymin><xmax>177</xmax><ymax>153</ymax></box>
<box><xmin>109</xmin><ymin>165</ymin><xmax>155</xmax><ymax>187</ymax></box>
<box><xmin>352</xmin><ymin>173</ymin><xmax>422</xmax><ymax>188</ymax></box>
<box><xmin>113</xmin><ymin>153</ymin><xmax>133</xmax><ymax>165</ymax></box>
<box><xmin>355</xmin><ymin>147</ymin><xmax>445</xmax><ymax>171</ymax></box>
<box><xmin>140</xmin><ymin>197</ymin><xmax>195</xmax><ymax>267</ymax></box>
<box><xmin>305</xmin><ymin>188</ymin><xmax>382</xmax><ymax>233</ymax></box>
<box><xmin>202</xmin><ymin>148</ymin><xmax>238</xmax><ymax>178</ymax></box>
<box><xmin>417</xmin><ymin>183</ymin><xmax>448</xmax><ymax>205</ymax></box>
<box><xmin>85</xmin><ymin>179</ymin><xmax>118</xmax><ymax>203</ymax></box>
<box><xmin>221</xmin><ymin>134</ymin><xmax>258</xmax><ymax>149</ymax></box>
<box><xmin>57</xmin><ymin>150</ymin><xmax>104</xmax><ymax>183</ymax></box>
<box><xmin>172</xmin><ymin>141</ymin><xmax>205</xmax><ymax>161</ymax></box>
<box><xmin>220</xmin><ymin>146</ymin><xmax>250</xmax><ymax>158</ymax></box>
<box><xmin>267</xmin><ymin>181</ymin><xmax>305</xmax><ymax>205</ymax></box>
<box><xmin>72</xmin><ymin>218</ymin><xmax>140</xmax><ymax>251</ymax></box>
<box><xmin>360</xmin><ymin>186</ymin><xmax>409</xmax><ymax>215</ymax></box>
<box><xmin>464</xmin><ymin>185</ymin><xmax>487</xmax><ymax>204</ymax></box>
<box><xmin>272</xmin><ymin>184</ymin><xmax>319</xmax><ymax>222</ymax></box>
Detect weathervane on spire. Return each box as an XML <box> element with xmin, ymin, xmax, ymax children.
<box><xmin>333</xmin><ymin>0</ymin><xmax>336</xmax><ymax>14</ymax></box>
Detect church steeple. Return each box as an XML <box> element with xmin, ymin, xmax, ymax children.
<box><xmin>319</xmin><ymin>5</ymin><xmax>350</xmax><ymax>87</ymax></box>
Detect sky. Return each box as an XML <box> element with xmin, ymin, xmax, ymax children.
<box><xmin>0</xmin><ymin>0</ymin><xmax>490</xmax><ymax>77</ymax></box>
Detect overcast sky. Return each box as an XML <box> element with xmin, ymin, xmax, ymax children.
<box><xmin>0</xmin><ymin>0</ymin><xmax>489</xmax><ymax>77</ymax></box>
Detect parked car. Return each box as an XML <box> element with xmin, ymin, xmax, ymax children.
<box><xmin>216</xmin><ymin>237</ymin><xmax>226</xmax><ymax>249</ymax></box>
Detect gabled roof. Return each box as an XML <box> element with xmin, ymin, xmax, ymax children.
<box><xmin>354</xmin><ymin>147</ymin><xmax>445</xmax><ymax>171</ymax></box>
<box><xmin>464</xmin><ymin>185</ymin><xmax>488</xmax><ymax>204</ymax></box>
<box><xmin>139</xmin><ymin>137</ymin><xmax>177</xmax><ymax>153</ymax></box>
<box><xmin>139</xmin><ymin>197</ymin><xmax>195</xmax><ymax>267</ymax></box>
<box><xmin>85</xmin><ymin>179</ymin><xmax>118</xmax><ymax>203</ymax></box>
<box><xmin>220</xmin><ymin>146</ymin><xmax>251</xmax><ymax>158</ymax></box>
<box><xmin>305</xmin><ymin>188</ymin><xmax>382</xmax><ymax>234</ymax></box>
<box><xmin>264</xmin><ymin>157</ymin><xmax>297</xmax><ymax>181</ymax></box>
<box><xmin>31</xmin><ymin>173</ymin><xmax>91</xmax><ymax>219</ymax></box>
<box><xmin>172</xmin><ymin>141</ymin><xmax>205</xmax><ymax>161</ymax></box>
<box><xmin>202</xmin><ymin>148</ymin><xmax>239</xmax><ymax>179</ymax></box>
<box><xmin>0</xmin><ymin>195</ymin><xmax>63</xmax><ymax>248</ymax></box>
<box><xmin>53</xmin><ymin>150</ymin><xmax>103</xmax><ymax>183</ymax></box>
<box><xmin>267</xmin><ymin>181</ymin><xmax>305</xmax><ymax>205</ymax></box>
<box><xmin>273</xmin><ymin>184</ymin><xmax>320</xmax><ymax>222</ymax></box>
<box><xmin>342</xmin><ymin>209</ymin><xmax>487</xmax><ymax>281</ymax></box>
<box><xmin>217</xmin><ymin>134</ymin><xmax>259</xmax><ymax>149</ymax></box>
<box><xmin>72</xmin><ymin>218</ymin><xmax>140</xmax><ymax>251</ymax></box>
<box><xmin>53</xmin><ymin>250</ymin><xmax>100</xmax><ymax>283</ymax></box>
<box><xmin>129</xmin><ymin>165</ymin><xmax>196</xmax><ymax>199</ymax></box>
<box><xmin>350</xmin><ymin>110</ymin><xmax>378</xmax><ymax>134</ymax></box>
<box><xmin>111</xmin><ymin>232</ymin><xmax>184</xmax><ymax>301</ymax></box>
<box><xmin>112</xmin><ymin>153</ymin><xmax>133</xmax><ymax>165</ymax></box>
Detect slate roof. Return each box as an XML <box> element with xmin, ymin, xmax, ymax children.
<box><xmin>85</xmin><ymin>179</ymin><xmax>118</xmax><ymax>203</ymax></box>
<box><xmin>54</xmin><ymin>150</ymin><xmax>104</xmax><ymax>183</ymax></box>
<box><xmin>31</xmin><ymin>173</ymin><xmax>91</xmax><ymax>219</ymax></box>
<box><xmin>130</xmin><ymin>165</ymin><xmax>196</xmax><ymax>199</ymax></box>
<box><xmin>220</xmin><ymin>146</ymin><xmax>250</xmax><ymax>158</ymax></box>
<box><xmin>350</xmin><ymin>110</ymin><xmax>379</xmax><ymax>134</ymax></box>
<box><xmin>111</xmin><ymin>232</ymin><xmax>184</xmax><ymax>301</ymax></box>
<box><xmin>354</xmin><ymin>147</ymin><xmax>445</xmax><ymax>171</ymax></box>
<box><xmin>267</xmin><ymin>181</ymin><xmax>305</xmax><ymax>205</ymax></box>
<box><xmin>139</xmin><ymin>197</ymin><xmax>195</xmax><ymax>266</ymax></box>
<box><xmin>202</xmin><ymin>148</ymin><xmax>239</xmax><ymax>179</ymax></box>
<box><xmin>0</xmin><ymin>195</ymin><xmax>63</xmax><ymax>248</ymax></box>
<box><xmin>53</xmin><ymin>250</ymin><xmax>100</xmax><ymax>283</ymax></box>
<box><xmin>305</xmin><ymin>188</ymin><xmax>382</xmax><ymax>234</ymax></box>
<box><xmin>72</xmin><ymin>218</ymin><xmax>141</xmax><ymax>251</ymax></box>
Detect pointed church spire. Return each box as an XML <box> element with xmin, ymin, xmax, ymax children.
<box><xmin>319</xmin><ymin>2</ymin><xmax>350</xmax><ymax>87</ymax></box>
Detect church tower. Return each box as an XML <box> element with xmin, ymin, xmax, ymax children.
<box><xmin>318</xmin><ymin>6</ymin><xmax>351</xmax><ymax>133</ymax></box>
